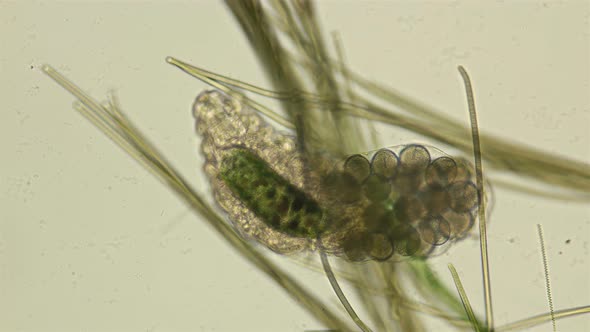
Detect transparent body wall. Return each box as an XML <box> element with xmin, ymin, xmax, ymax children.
<box><xmin>40</xmin><ymin>2</ymin><xmax>589</xmax><ymax>331</ymax></box>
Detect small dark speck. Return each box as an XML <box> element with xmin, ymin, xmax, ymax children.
<box><xmin>558</xmin><ymin>251</ymin><xmax>563</xmax><ymax>255</ymax></box>
<box><xmin>508</xmin><ymin>238</ymin><xmax>515</xmax><ymax>243</ymax></box>
<box><xmin>566</xmin><ymin>239</ymin><xmax>571</xmax><ymax>244</ymax></box>
<box><xmin>30</xmin><ymin>65</ymin><xmax>34</xmax><ymax>69</ymax></box>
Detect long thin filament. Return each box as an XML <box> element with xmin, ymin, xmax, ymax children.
<box><xmin>537</xmin><ymin>224</ymin><xmax>557</xmax><ymax>332</ymax></box>
<box><xmin>458</xmin><ymin>66</ymin><xmax>494</xmax><ymax>331</ymax></box>
<box><xmin>318</xmin><ymin>238</ymin><xmax>372</xmax><ymax>332</ymax></box>
<box><xmin>448</xmin><ymin>263</ymin><xmax>480</xmax><ymax>332</ymax></box>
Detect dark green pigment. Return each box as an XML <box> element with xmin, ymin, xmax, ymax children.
<box><xmin>220</xmin><ymin>148</ymin><xmax>328</xmax><ymax>238</ymax></box>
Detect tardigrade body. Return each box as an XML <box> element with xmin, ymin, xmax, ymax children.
<box><xmin>193</xmin><ymin>90</ymin><xmax>482</xmax><ymax>261</ymax></box>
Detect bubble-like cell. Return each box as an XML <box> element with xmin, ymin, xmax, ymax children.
<box><xmin>453</xmin><ymin>158</ymin><xmax>475</xmax><ymax>182</ymax></box>
<box><xmin>342</xmin><ymin>232</ymin><xmax>369</xmax><ymax>262</ymax></box>
<box><xmin>361</xmin><ymin>203</ymin><xmax>391</xmax><ymax>233</ymax></box>
<box><xmin>371</xmin><ymin>149</ymin><xmax>399</xmax><ymax>179</ymax></box>
<box><xmin>193</xmin><ymin>91</ymin><xmax>250</xmax><ymax>146</ymax></box>
<box><xmin>399</xmin><ymin>144</ymin><xmax>431</xmax><ymax>172</ymax></box>
<box><xmin>392</xmin><ymin>172</ymin><xmax>424</xmax><ymax>195</ymax></box>
<box><xmin>419</xmin><ymin>217</ymin><xmax>451</xmax><ymax>245</ymax></box>
<box><xmin>442</xmin><ymin>210</ymin><xmax>474</xmax><ymax>239</ymax></box>
<box><xmin>344</xmin><ymin>154</ymin><xmax>371</xmax><ymax>183</ymax></box>
<box><xmin>420</xmin><ymin>187</ymin><xmax>451</xmax><ymax>215</ymax></box>
<box><xmin>362</xmin><ymin>174</ymin><xmax>392</xmax><ymax>202</ymax></box>
<box><xmin>448</xmin><ymin>181</ymin><xmax>479</xmax><ymax>213</ymax></box>
<box><xmin>394</xmin><ymin>195</ymin><xmax>427</xmax><ymax>223</ymax></box>
<box><xmin>426</xmin><ymin>157</ymin><xmax>458</xmax><ymax>188</ymax></box>
<box><xmin>367</xmin><ymin>233</ymin><xmax>394</xmax><ymax>261</ymax></box>
<box><xmin>322</xmin><ymin>171</ymin><xmax>362</xmax><ymax>204</ymax></box>
<box><xmin>391</xmin><ymin>145</ymin><xmax>431</xmax><ymax>194</ymax></box>
<box><xmin>391</xmin><ymin>224</ymin><xmax>421</xmax><ymax>256</ymax></box>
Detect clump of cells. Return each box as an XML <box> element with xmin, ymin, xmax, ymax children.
<box><xmin>324</xmin><ymin>145</ymin><xmax>481</xmax><ymax>261</ymax></box>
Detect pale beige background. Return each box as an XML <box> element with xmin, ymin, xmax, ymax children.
<box><xmin>1</xmin><ymin>1</ymin><xmax>589</xmax><ymax>332</ymax></box>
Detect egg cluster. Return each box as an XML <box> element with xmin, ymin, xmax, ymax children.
<box><xmin>323</xmin><ymin>145</ymin><xmax>480</xmax><ymax>261</ymax></box>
